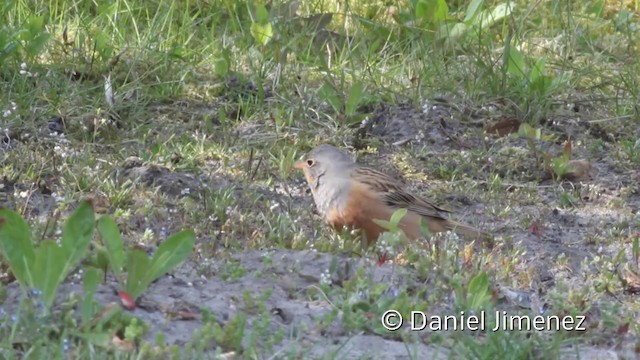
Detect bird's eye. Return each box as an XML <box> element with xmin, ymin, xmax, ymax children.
<box><xmin>306</xmin><ymin>159</ymin><xmax>315</xmax><ymax>167</ymax></box>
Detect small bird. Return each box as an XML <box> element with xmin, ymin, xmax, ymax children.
<box><xmin>294</xmin><ymin>144</ymin><xmax>490</xmax><ymax>245</ymax></box>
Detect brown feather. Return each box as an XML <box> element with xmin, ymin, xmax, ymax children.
<box><xmin>349</xmin><ymin>166</ymin><xmax>490</xmax><ymax>241</ymax></box>
<box><xmin>296</xmin><ymin>145</ymin><xmax>491</xmax><ymax>244</ymax></box>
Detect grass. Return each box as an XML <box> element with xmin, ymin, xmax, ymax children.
<box><xmin>1</xmin><ymin>0</ymin><xmax>640</xmax><ymax>358</ymax></box>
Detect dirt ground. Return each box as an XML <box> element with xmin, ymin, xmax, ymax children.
<box><xmin>2</xmin><ymin>97</ymin><xmax>639</xmax><ymax>358</ymax></box>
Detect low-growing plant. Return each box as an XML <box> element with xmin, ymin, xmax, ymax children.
<box><xmin>97</xmin><ymin>215</ymin><xmax>196</xmax><ymax>301</ymax></box>
<box><xmin>0</xmin><ymin>200</ymin><xmax>94</xmax><ymax>312</ymax></box>
<box><xmin>317</xmin><ymin>79</ymin><xmax>368</xmax><ymax>127</ymax></box>
<box><xmin>0</xmin><ymin>2</ymin><xmax>50</xmax><ymax>65</ymax></box>
<box><xmin>212</xmin><ymin>311</ymin><xmax>247</xmax><ymax>353</ymax></box>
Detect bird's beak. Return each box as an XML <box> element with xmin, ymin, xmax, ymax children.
<box><xmin>293</xmin><ymin>160</ymin><xmax>305</xmax><ymax>170</ymax></box>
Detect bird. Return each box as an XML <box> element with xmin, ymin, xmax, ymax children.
<box><xmin>294</xmin><ymin>144</ymin><xmax>490</xmax><ymax>245</ymax></box>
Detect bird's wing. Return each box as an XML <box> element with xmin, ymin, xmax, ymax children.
<box><xmin>351</xmin><ymin>166</ymin><xmax>450</xmax><ymax>220</ymax></box>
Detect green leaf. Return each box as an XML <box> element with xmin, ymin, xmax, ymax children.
<box><xmin>433</xmin><ymin>0</ymin><xmax>449</xmax><ymax>22</ymax></box>
<box><xmin>415</xmin><ymin>0</ymin><xmax>449</xmax><ymax>25</ymax></box>
<box><xmin>518</xmin><ymin>123</ymin><xmax>541</xmax><ymax>140</ymax></box>
<box><xmin>474</xmin><ymin>3</ymin><xmax>514</xmax><ymax>29</ymax></box>
<box><xmin>372</xmin><ymin>208</ymin><xmax>408</xmax><ymax>233</ymax></box>
<box><xmin>125</xmin><ymin>230</ymin><xmax>195</xmax><ymax>300</ymax></box>
<box><xmin>125</xmin><ymin>249</ymin><xmax>151</xmax><ymax>299</ymax></box>
<box><xmin>467</xmin><ymin>272</ymin><xmax>490</xmax><ymax>309</ymax></box>
<box><xmin>389</xmin><ymin>208</ymin><xmax>408</xmax><ymax>228</ymax></box>
<box><xmin>372</xmin><ymin>219</ymin><xmax>392</xmax><ymax>230</ymax></box>
<box><xmin>97</xmin><ymin>216</ymin><xmax>124</xmax><ymax>282</ymax></box>
<box><xmin>214</xmin><ymin>57</ymin><xmax>230</xmax><ymax>77</ymax></box>
<box><xmin>94</xmin><ymin>32</ymin><xmax>113</xmax><ymax>60</ymax></box>
<box><xmin>83</xmin><ymin>267</ymin><xmax>100</xmax><ymax>294</ymax></box>
<box><xmin>250</xmin><ymin>22</ymin><xmax>273</xmax><ymax>46</ymax></box>
<box><xmin>505</xmin><ymin>47</ymin><xmax>525</xmax><ymax>77</ymax></box>
<box><xmin>415</xmin><ymin>0</ymin><xmax>429</xmax><ymax>20</ymax></box>
<box><xmin>82</xmin><ymin>267</ymin><xmax>101</xmax><ymax>323</ymax></box>
<box><xmin>255</xmin><ymin>4</ymin><xmax>270</xmax><ymax>24</ymax></box>
<box><xmin>0</xmin><ymin>207</ymin><xmax>36</xmax><ymax>287</ymax></box>
<box><xmin>141</xmin><ymin>230</ymin><xmax>195</xmax><ymax>290</ymax></box>
<box><xmin>529</xmin><ymin>57</ymin><xmax>554</xmax><ymax>96</ymax></box>
<box><xmin>464</xmin><ymin>0</ymin><xmax>485</xmax><ymax>24</ymax></box>
<box><xmin>345</xmin><ymin>82</ymin><xmax>365</xmax><ymax>116</ymax></box>
<box><xmin>31</xmin><ymin>15</ymin><xmax>45</xmax><ymax>31</ymax></box>
<box><xmin>32</xmin><ymin>241</ymin><xmax>66</xmax><ymax>309</ymax></box>
<box><xmin>529</xmin><ymin>57</ymin><xmax>546</xmax><ymax>84</ymax></box>
<box><xmin>61</xmin><ymin>201</ymin><xmax>95</xmax><ymax>276</ymax></box>
<box><xmin>438</xmin><ymin>22</ymin><xmax>468</xmax><ymax>42</ymax></box>
<box><xmin>468</xmin><ymin>272</ymin><xmax>489</xmax><ymax>294</ymax></box>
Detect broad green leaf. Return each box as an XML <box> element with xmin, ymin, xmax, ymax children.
<box><xmin>255</xmin><ymin>3</ymin><xmax>270</xmax><ymax>24</ymax></box>
<box><xmin>345</xmin><ymin>82</ymin><xmax>365</xmax><ymax>116</ymax></box>
<box><xmin>530</xmin><ymin>57</ymin><xmax>554</xmax><ymax>96</ymax></box>
<box><xmin>504</xmin><ymin>46</ymin><xmax>525</xmax><ymax>77</ymax></box>
<box><xmin>32</xmin><ymin>241</ymin><xmax>66</xmax><ymax>309</ymax></box>
<box><xmin>518</xmin><ymin>123</ymin><xmax>541</xmax><ymax>140</ymax></box>
<box><xmin>416</xmin><ymin>0</ymin><xmax>449</xmax><ymax>24</ymax></box>
<box><xmin>250</xmin><ymin>22</ymin><xmax>273</xmax><ymax>46</ymax></box>
<box><xmin>467</xmin><ymin>272</ymin><xmax>490</xmax><ymax>309</ymax></box>
<box><xmin>82</xmin><ymin>267</ymin><xmax>101</xmax><ymax>323</ymax></box>
<box><xmin>468</xmin><ymin>272</ymin><xmax>489</xmax><ymax>295</ymax></box>
<box><xmin>125</xmin><ymin>230</ymin><xmax>195</xmax><ymax>300</ymax></box>
<box><xmin>433</xmin><ymin>0</ymin><xmax>449</xmax><ymax>22</ymax></box>
<box><xmin>94</xmin><ymin>32</ymin><xmax>113</xmax><ymax>60</ymax></box>
<box><xmin>474</xmin><ymin>3</ymin><xmax>514</xmax><ymax>29</ymax></box>
<box><xmin>214</xmin><ymin>57</ymin><xmax>230</xmax><ymax>77</ymax></box>
<box><xmin>61</xmin><ymin>201</ymin><xmax>95</xmax><ymax>276</ymax></box>
<box><xmin>415</xmin><ymin>0</ymin><xmax>429</xmax><ymax>21</ymax></box>
<box><xmin>438</xmin><ymin>22</ymin><xmax>468</xmax><ymax>42</ymax></box>
<box><xmin>97</xmin><ymin>216</ymin><xmax>124</xmax><ymax>282</ymax></box>
<box><xmin>125</xmin><ymin>248</ymin><xmax>151</xmax><ymax>299</ymax></box>
<box><xmin>0</xmin><ymin>207</ymin><xmax>36</xmax><ymax>287</ymax></box>
<box><xmin>141</xmin><ymin>230</ymin><xmax>195</xmax><ymax>289</ymax></box>
<box><xmin>250</xmin><ymin>4</ymin><xmax>273</xmax><ymax>46</ymax></box>
<box><xmin>22</xmin><ymin>15</ymin><xmax>45</xmax><ymax>40</ymax></box>
<box><xmin>464</xmin><ymin>0</ymin><xmax>485</xmax><ymax>24</ymax></box>
<box><xmin>83</xmin><ymin>267</ymin><xmax>100</xmax><ymax>294</ymax></box>
<box><xmin>529</xmin><ymin>57</ymin><xmax>546</xmax><ymax>84</ymax></box>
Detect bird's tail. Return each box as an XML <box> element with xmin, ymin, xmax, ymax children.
<box><xmin>445</xmin><ymin>220</ymin><xmax>492</xmax><ymax>240</ymax></box>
